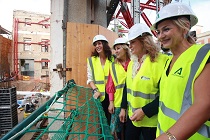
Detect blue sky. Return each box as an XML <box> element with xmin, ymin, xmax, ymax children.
<box><xmin>0</xmin><ymin>0</ymin><xmax>209</xmax><ymax>33</ymax></box>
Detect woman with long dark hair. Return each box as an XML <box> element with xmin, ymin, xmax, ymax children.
<box><xmin>87</xmin><ymin>35</ymin><xmax>114</xmax><ymax>125</ymax></box>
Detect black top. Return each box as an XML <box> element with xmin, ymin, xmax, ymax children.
<box><xmin>207</xmin><ymin>57</ymin><xmax>210</xmax><ymax>63</ymax></box>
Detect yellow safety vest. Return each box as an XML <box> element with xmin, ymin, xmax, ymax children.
<box><xmin>127</xmin><ymin>53</ymin><xmax>169</xmax><ymax>127</ymax></box>
<box><xmin>110</xmin><ymin>62</ymin><xmax>128</xmax><ymax>107</ymax></box>
<box><xmin>87</xmin><ymin>56</ymin><xmax>113</xmax><ymax>102</ymax></box>
<box><xmin>158</xmin><ymin>44</ymin><xmax>210</xmax><ymax>139</ymax></box>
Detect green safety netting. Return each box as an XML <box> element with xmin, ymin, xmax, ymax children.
<box><xmin>2</xmin><ymin>79</ymin><xmax>113</xmax><ymax>140</ymax></box>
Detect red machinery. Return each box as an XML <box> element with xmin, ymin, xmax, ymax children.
<box><xmin>109</xmin><ymin>0</ymin><xmax>172</xmax><ymax>36</ymax></box>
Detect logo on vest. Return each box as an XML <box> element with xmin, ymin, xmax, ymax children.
<box><xmin>141</xmin><ymin>76</ymin><xmax>150</xmax><ymax>80</ymax></box>
<box><xmin>173</xmin><ymin>67</ymin><xmax>183</xmax><ymax>78</ymax></box>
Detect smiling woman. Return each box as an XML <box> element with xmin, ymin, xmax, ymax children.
<box><xmin>152</xmin><ymin>2</ymin><xmax>210</xmax><ymax>140</ymax></box>
<box><xmin>119</xmin><ymin>23</ymin><xmax>169</xmax><ymax>140</ymax></box>
<box><xmin>106</xmin><ymin>37</ymin><xmax>130</xmax><ymax>139</ymax></box>
<box><xmin>86</xmin><ymin>34</ymin><xmax>114</xmax><ymax>126</ymax></box>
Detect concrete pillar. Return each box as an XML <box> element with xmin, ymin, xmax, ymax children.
<box><xmin>50</xmin><ymin>0</ymin><xmax>64</xmax><ymax>95</ymax></box>
<box><xmin>67</xmin><ymin>0</ymin><xmax>90</xmax><ymax>23</ymax></box>
<box><xmin>67</xmin><ymin>0</ymin><xmax>107</xmax><ymax>27</ymax></box>
<box><xmin>92</xmin><ymin>0</ymin><xmax>107</xmax><ymax>27</ymax></box>
<box><xmin>49</xmin><ymin>1</ymin><xmax>65</xmax><ymax>138</ymax></box>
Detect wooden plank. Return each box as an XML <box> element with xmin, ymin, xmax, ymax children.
<box><xmin>66</xmin><ymin>23</ymin><xmax>118</xmax><ymax>87</ymax></box>
<box><xmin>66</xmin><ymin>22</ymin><xmax>98</xmax><ymax>87</ymax></box>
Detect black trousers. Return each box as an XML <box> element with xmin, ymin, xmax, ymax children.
<box><xmin>101</xmin><ymin>92</ymin><xmax>111</xmax><ymax>125</ymax></box>
<box><xmin>125</xmin><ymin>118</ymin><xmax>156</xmax><ymax>140</ymax></box>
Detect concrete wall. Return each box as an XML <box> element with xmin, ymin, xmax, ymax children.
<box><xmin>197</xmin><ymin>31</ymin><xmax>210</xmax><ymax>44</ymax></box>
<box><xmin>91</xmin><ymin>0</ymin><xmax>107</xmax><ymax>27</ymax></box>
<box><xmin>67</xmin><ymin>0</ymin><xmax>107</xmax><ymax>27</ymax></box>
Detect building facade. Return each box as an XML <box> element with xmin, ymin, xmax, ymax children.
<box><xmin>197</xmin><ymin>31</ymin><xmax>210</xmax><ymax>44</ymax></box>
<box><xmin>13</xmin><ymin>10</ymin><xmax>50</xmax><ymax>79</ymax></box>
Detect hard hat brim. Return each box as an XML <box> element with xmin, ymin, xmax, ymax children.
<box><xmin>151</xmin><ymin>14</ymin><xmax>198</xmax><ymax>30</ymax></box>
<box><xmin>150</xmin><ymin>2</ymin><xmax>198</xmax><ymax>30</ymax></box>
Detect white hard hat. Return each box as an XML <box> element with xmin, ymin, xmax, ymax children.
<box><xmin>151</xmin><ymin>2</ymin><xmax>198</xmax><ymax>30</ymax></box>
<box><xmin>113</xmin><ymin>38</ymin><xmax>129</xmax><ymax>49</ymax></box>
<box><xmin>127</xmin><ymin>23</ymin><xmax>152</xmax><ymax>42</ymax></box>
<box><xmin>92</xmin><ymin>35</ymin><xmax>108</xmax><ymax>45</ymax></box>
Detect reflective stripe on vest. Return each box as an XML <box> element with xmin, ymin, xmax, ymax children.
<box><xmin>88</xmin><ymin>57</ymin><xmax>108</xmax><ymax>84</ymax></box>
<box><xmin>127</xmin><ymin>88</ymin><xmax>157</xmax><ymax>100</ymax></box>
<box><xmin>112</xmin><ymin>63</ymin><xmax>118</xmax><ymax>84</ymax></box>
<box><xmin>88</xmin><ymin>57</ymin><xmax>111</xmax><ymax>101</ymax></box>
<box><xmin>116</xmin><ymin>84</ymin><xmax>125</xmax><ymax>89</ymax></box>
<box><xmin>126</xmin><ymin>54</ymin><xmax>168</xmax><ymax>127</ymax></box>
<box><xmin>159</xmin><ymin>44</ymin><xmax>210</xmax><ymax>138</ymax></box>
<box><xmin>127</xmin><ymin>100</ymin><xmax>139</xmax><ymax>113</ymax></box>
<box><xmin>110</xmin><ymin>62</ymin><xmax>127</xmax><ymax>107</ymax></box>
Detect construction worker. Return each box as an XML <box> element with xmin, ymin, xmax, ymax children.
<box><xmin>151</xmin><ymin>2</ymin><xmax>210</xmax><ymax>140</ymax></box>
<box><xmin>119</xmin><ymin>23</ymin><xmax>169</xmax><ymax>140</ymax></box>
<box><xmin>106</xmin><ymin>37</ymin><xmax>131</xmax><ymax>139</ymax></box>
<box><xmin>87</xmin><ymin>34</ymin><xmax>114</xmax><ymax>125</ymax></box>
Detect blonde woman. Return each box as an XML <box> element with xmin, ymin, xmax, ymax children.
<box><xmin>119</xmin><ymin>23</ymin><xmax>169</xmax><ymax>140</ymax></box>
<box><xmin>106</xmin><ymin>38</ymin><xmax>131</xmax><ymax>139</ymax></box>
<box><xmin>151</xmin><ymin>2</ymin><xmax>210</xmax><ymax>140</ymax></box>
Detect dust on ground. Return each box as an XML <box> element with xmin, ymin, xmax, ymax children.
<box><xmin>11</xmin><ymin>77</ymin><xmax>50</xmax><ymax>92</ymax></box>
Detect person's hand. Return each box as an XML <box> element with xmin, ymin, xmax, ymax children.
<box><xmin>108</xmin><ymin>101</ymin><xmax>114</xmax><ymax>114</ymax></box>
<box><xmin>93</xmin><ymin>91</ymin><xmax>101</xmax><ymax>99</ymax></box>
<box><xmin>130</xmin><ymin>108</ymin><xmax>145</xmax><ymax>122</ymax></box>
<box><xmin>119</xmin><ymin>108</ymin><xmax>126</xmax><ymax>123</ymax></box>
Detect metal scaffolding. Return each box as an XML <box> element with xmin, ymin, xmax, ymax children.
<box><xmin>13</xmin><ymin>17</ymin><xmax>50</xmax><ymax>75</ymax></box>
<box><xmin>107</xmin><ymin>0</ymin><xmax>172</xmax><ymax>36</ymax></box>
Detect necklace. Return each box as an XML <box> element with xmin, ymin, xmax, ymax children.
<box><xmin>132</xmin><ymin>54</ymin><xmax>146</xmax><ymax>78</ymax></box>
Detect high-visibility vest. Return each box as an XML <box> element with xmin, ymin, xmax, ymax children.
<box><xmin>127</xmin><ymin>53</ymin><xmax>169</xmax><ymax>127</ymax></box>
<box><xmin>110</xmin><ymin>61</ymin><xmax>128</xmax><ymax>107</ymax></box>
<box><xmin>87</xmin><ymin>56</ymin><xmax>113</xmax><ymax>102</ymax></box>
<box><xmin>158</xmin><ymin>44</ymin><xmax>210</xmax><ymax>139</ymax></box>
